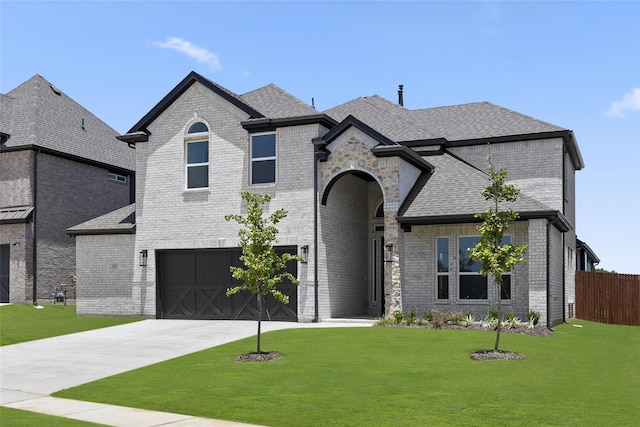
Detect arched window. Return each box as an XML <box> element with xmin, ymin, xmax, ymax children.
<box><xmin>185</xmin><ymin>121</ymin><xmax>209</xmax><ymax>189</ymax></box>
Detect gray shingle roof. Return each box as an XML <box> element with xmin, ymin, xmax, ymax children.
<box><xmin>398</xmin><ymin>153</ymin><xmax>554</xmax><ymax>220</ymax></box>
<box><xmin>67</xmin><ymin>203</ymin><xmax>135</xmax><ymax>235</ymax></box>
<box><xmin>324</xmin><ymin>96</ymin><xmax>567</xmax><ymax>143</ymax></box>
<box><xmin>1</xmin><ymin>74</ymin><xmax>135</xmax><ymax>171</ymax></box>
<box><xmin>240</xmin><ymin>84</ymin><xmax>318</xmax><ymax>119</ymax></box>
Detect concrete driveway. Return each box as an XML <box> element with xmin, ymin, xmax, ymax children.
<box><xmin>0</xmin><ymin>318</ymin><xmax>371</xmax><ymax>426</ymax></box>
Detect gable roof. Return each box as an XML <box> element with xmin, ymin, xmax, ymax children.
<box><xmin>324</xmin><ymin>95</ymin><xmax>584</xmax><ymax>170</ymax></box>
<box><xmin>67</xmin><ymin>203</ymin><xmax>136</xmax><ymax>235</ymax></box>
<box><xmin>127</xmin><ymin>71</ymin><xmax>265</xmax><ymax>134</ymax></box>
<box><xmin>0</xmin><ymin>74</ymin><xmax>135</xmax><ymax>172</ymax></box>
<box><xmin>398</xmin><ymin>152</ymin><xmax>572</xmax><ymax>232</ymax></box>
<box><xmin>240</xmin><ymin>83</ymin><xmax>318</xmax><ymax>119</ymax></box>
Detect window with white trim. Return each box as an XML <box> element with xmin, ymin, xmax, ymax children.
<box><xmin>251</xmin><ymin>133</ymin><xmax>276</xmax><ymax>185</ymax></box>
<box><xmin>436</xmin><ymin>237</ymin><xmax>449</xmax><ymax>299</ymax></box>
<box><xmin>185</xmin><ymin>122</ymin><xmax>209</xmax><ymax>189</ymax></box>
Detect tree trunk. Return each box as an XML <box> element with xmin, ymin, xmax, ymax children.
<box><xmin>494</xmin><ymin>289</ymin><xmax>502</xmax><ymax>351</ymax></box>
<box><xmin>256</xmin><ymin>292</ymin><xmax>263</xmax><ymax>354</ymax></box>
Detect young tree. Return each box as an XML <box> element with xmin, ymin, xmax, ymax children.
<box><xmin>225</xmin><ymin>192</ymin><xmax>302</xmax><ymax>354</ymax></box>
<box><xmin>469</xmin><ymin>163</ymin><xmax>528</xmax><ymax>351</ymax></box>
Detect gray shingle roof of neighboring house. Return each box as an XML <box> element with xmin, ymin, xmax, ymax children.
<box><xmin>240</xmin><ymin>83</ymin><xmax>318</xmax><ymax>119</ymax></box>
<box><xmin>0</xmin><ymin>74</ymin><xmax>135</xmax><ymax>172</ymax></box>
<box><xmin>398</xmin><ymin>153</ymin><xmax>571</xmax><ymax>231</ymax></box>
<box><xmin>67</xmin><ymin>203</ymin><xmax>135</xmax><ymax>235</ymax></box>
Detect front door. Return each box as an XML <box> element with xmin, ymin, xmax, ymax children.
<box><xmin>0</xmin><ymin>245</ymin><xmax>9</xmax><ymax>303</ymax></box>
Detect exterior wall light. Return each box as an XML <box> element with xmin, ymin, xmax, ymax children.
<box><xmin>385</xmin><ymin>242</ymin><xmax>394</xmax><ymax>262</ymax></box>
<box><xmin>139</xmin><ymin>250</ymin><xmax>148</xmax><ymax>267</ymax></box>
<box><xmin>300</xmin><ymin>245</ymin><xmax>309</xmax><ymax>263</ymax></box>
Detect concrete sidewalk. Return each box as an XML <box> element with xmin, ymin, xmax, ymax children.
<box><xmin>1</xmin><ymin>318</ymin><xmax>372</xmax><ymax>426</ymax></box>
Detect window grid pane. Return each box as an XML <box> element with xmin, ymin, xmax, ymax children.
<box><xmin>251</xmin><ymin>133</ymin><xmax>276</xmax><ymax>184</ymax></box>
<box><xmin>187</xmin><ymin>165</ymin><xmax>208</xmax><ymax>189</ymax></box>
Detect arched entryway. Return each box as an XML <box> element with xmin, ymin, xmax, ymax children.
<box><xmin>319</xmin><ymin>171</ymin><xmax>385</xmax><ymax>318</ymax></box>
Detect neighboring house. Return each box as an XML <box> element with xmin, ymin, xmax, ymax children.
<box><xmin>0</xmin><ymin>74</ymin><xmax>135</xmax><ymax>304</ymax></box>
<box><xmin>576</xmin><ymin>237</ymin><xmax>600</xmax><ymax>271</ymax></box>
<box><xmin>69</xmin><ymin>71</ymin><xmax>584</xmax><ymax>326</ymax></box>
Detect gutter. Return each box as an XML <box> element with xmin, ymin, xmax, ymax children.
<box><xmin>32</xmin><ymin>149</ymin><xmax>39</xmax><ymax>304</ymax></box>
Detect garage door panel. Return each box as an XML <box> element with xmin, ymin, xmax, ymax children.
<box><xmin>194</xmin><ymin>286</ymin><xmax>226</xmax><ymax>318</ymax></box>
<box><xmin>163</xmin><ymin>285</ymin><xmax>195</xmax><ymax>318</ymax></box>
<box><xmin>158</xmin><ymin>248</ymin><xmax>297</xmax><ymax>321</ymax></box>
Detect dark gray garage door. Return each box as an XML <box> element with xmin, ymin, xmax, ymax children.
<box><xmin>156</xmin><ymin>247</ymin><xmax>298</xmax><ymax>321</ymax></box>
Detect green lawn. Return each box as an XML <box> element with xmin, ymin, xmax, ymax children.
<box><xmin>55</xmin><ymin>321</ymin><xmax>640</xmax><ymax>427</ymax></box>
<box><xmin>0</xmin><ymin>407</ymin><xmax>108</xmax><ymax>426</ymax></box>
<box><xmin>0</xmin><ymin>304</ymin><xmax>142</xmax><ymax>345</ymax></box>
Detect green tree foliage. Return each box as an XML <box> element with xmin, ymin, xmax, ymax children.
<box><xmin>225</xmin><ymin>192</ymin><xmax>302</xmax><ymax>354</ymax></box>
<box><xmin>469</xmin><ymin>163</ymin><xmax>528</xmax><ymax>351</ymax></box>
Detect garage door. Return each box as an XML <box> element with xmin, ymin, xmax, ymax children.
<box><xmin>156</xmin><ymin>247</ymin><xmax>298</xmax><ymax>321</ymax></box>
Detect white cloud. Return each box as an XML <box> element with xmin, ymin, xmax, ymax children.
<box><xmin>605</xmin><ymin>88</ymin><xmax>640</xmax><ymax>117</ymax></box>
<box><xmin>153</xmin><ymin>37</ymin><xmax>222</xmax><ymax>71</ymax></box>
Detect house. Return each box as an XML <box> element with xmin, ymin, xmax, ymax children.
<box><xmin>69</xmin><ymin>71</ymin><xmax>584</xmax><ymax>326</ymax></box>
<box><xmin>576</xmin><ymin>237</ymin><xmax>600</xmax><ymax>271</ymax></box>
<box><xmin>0</xmin><ymin>75</ymin><xmax>135</xmax><ymax>304</ymax></box>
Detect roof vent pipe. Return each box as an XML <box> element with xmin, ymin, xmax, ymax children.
<box><xmin>398</xmin><ymin>84</ymin><xmax>404</xmax><ymax>106</ymax></box>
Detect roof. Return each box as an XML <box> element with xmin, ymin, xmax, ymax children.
<box><xmin>240</xmin><ymin>83</ymin><xmax>318</xmax><ymax>119</ymax></box>
<box><xmin>577</xmin><ymin>237</ymin><xmax>601</xmax><ymax>264</ymax></box>
<box><xmin>127</xmin><ymin>71</ymin><xmax>264</xmax><ymax>134</ymax></box>
<box><xmin>67</xmin><ymin>203</ymin><xmax>136</xmax><ymax>235</ymax></box>
<box><xmin>324</xmin><ymin>95</ymin><xmax>584</xmax><ymax>170</ymax></box>
<box><xmin>0</xmin><ymin>74</ymin><xmax>135</xmax><ymax>172</ymax></box>
<box><xmin>398</xmin><ymin>152</ymin><xmax>572</xmax><ymax>232</ymax></box>
<box><xmin>0</xmin><ymin>205</ymin><xmax>34</xmax><ymax>224</ymax></box>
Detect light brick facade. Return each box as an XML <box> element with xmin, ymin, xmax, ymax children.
<box><xmin>71</xmin><ymin>73</ymin><xmax>583</xmax><ymax>326</ymax></box>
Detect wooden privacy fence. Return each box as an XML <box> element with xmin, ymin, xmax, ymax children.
<box><xmin>575</xmin><ymin>271</ymin><xmax>640</xmax><ymax>326</ymax></box>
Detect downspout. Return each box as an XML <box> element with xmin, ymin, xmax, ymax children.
<box><xmin>313</xmin><ymin>147</ymin><xmax>319</xmax><ymax>322</ymax></box>
<box><xmin>546</xmin><ymin>222</ymin><xmax>552</xmax><ymax>329</ymax></box>
<box><xmin>311</xmin><ymin>139</ymin><xmax>329</xmax><ymax>323</ymax></box>
<box><xmin>32</xmin><ymin>149</ymin><xmax>39</xmax><ymax>304</ymax></box>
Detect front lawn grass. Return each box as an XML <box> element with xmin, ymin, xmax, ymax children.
<box><xmin>0</xmin><ymin>304</ymin><xmax>142</xmax><ymax>345</ymax></box>
<box><xmin>0</xmin><ymin>407</ymin><xmax>108</xmax><ymax>426</ymax></box>
<box><xmin>55</xmin><ymin>320</ymin><xmax>639</xmax><ymax>426</ymax></box>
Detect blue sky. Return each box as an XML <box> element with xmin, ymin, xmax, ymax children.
<box><xmin>2</xmin><ymin>1</ymin><xmax>639</xmax><ymax>273</ymax></box>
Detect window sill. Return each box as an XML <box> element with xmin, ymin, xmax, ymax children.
<box><xmin>183</xmin><ymin>188</ymin><xmax>210</xmax><ymax>195</ymax></box>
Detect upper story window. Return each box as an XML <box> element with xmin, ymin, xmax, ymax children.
<box><xmin>185</xmin><ymin>122</ymin><xmax>209</xmax><ymax>189</ymax></box>
<box><xmin>251</xmin><ymin>133</ymin><xmax>276</xmax><ymax>185</ymax></box>
<box><xmin>108</xmin><ymin>171</ymin><xmax>127</xmax><ymax>183</ymax></box>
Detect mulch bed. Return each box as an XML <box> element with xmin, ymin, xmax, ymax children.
<box><xmin>469</xmin><ymin>350</ymin><xmax>525</xmax><ymax>361</ymax></box>
<box><xmin>234</xmin><ymin>351</ymin><xmax>282</xmax><ymax>362</ymax></box>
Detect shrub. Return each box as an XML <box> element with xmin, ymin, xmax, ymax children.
<box><xmin>405</xmin><ymin>308</ymin><xmax>417</xmax><ymax>325</ymax></box>
<box><xmin>462</xmin><ymin>313</ymin><xmax>475</xmax><ymax>327</ymax></box>
<box><xmin>423</xmin><ymin>310</ymin><xmax>434</xmax><ymax>322</ymax></box>
<box><xmin>393</xmin><ymin>311</ymin><xmax>404</xmax><ymax>324</ymax></box>
<box><xmin>528</xmin><ymin>310</ymin><xmax>541</xmax><ymax>326</ymax></box>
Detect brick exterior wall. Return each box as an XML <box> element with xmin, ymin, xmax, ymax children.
<box><xmin>131</xmin><ymin>83</ymin><xmax>322</xmax><ymax>318</ymax></box>
<box><xmin>548</xmin><ymin>225</ymin><xmax>564</xmax><ymax>326</ymax></box>
<box><xmin>318</xmin><ymin>173</ymin><xmax>370</xmax><ymax>318</ymax></box>
<box><xmin>527</xmin><ymin>219</ymin><xmax>548</xmax><ymax>322</ymax></box>
<box><xmin>448</xmin><ymin>139</ymin><xmax>564</xmax><ymax>211</ymax></box>
<box><xmin>0</xmin><ymin>149</ymin><xmax>132</xmax><ymax>303</ymax></box>
<box><xmin>402</xmin><ymin>221</ymin><xmax>532</xmax><ymax>322</ymax></box>
<box><xmin>75</xmin><ymin>234</ymin><xmax>137</xmax><ymax>316</ymax></box>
